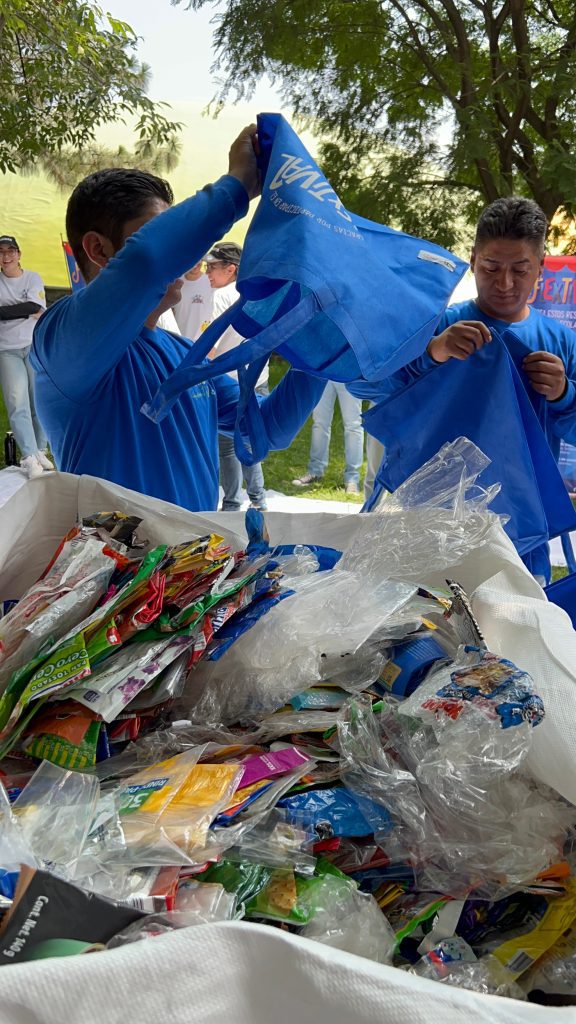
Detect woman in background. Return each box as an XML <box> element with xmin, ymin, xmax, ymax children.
<box><xmin>0</xmin><ymin>235</ymin><xmax>52</xmax><ymax>478</ymax></box>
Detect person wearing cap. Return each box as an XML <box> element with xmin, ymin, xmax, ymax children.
<box><xmin>31</xmin><ymin>125</ymin><xmax>326</xmax><ymax>512</ymax></box>
<box><xmin>0</xmin><ymin>236</ymin><xmax>53</xmax><ymax>478</ymax></box>
<box><xmin>205</xmin><ymin>241</ymin><xmax>269</xmax><ymax>512</ymax></box>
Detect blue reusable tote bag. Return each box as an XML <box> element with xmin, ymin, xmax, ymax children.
<box><xmin>143</xmin><ymin>112</ymin><xmax>467</xmax><ymax>464</ymax></box>
<box><xmin>363</xmin><ymin>332</ymin><xmax>576</xmax><ymax>555</ymax></box>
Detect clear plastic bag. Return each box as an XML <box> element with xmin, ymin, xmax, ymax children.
<box><xmin>184</xmin><ymin>577</ymin><xmax>415</xmax><ymax>725</ymax></box>
<box><xmin>337</xmin><ymin>696</ymin><xmax>573</xmax><ymax>898</ymax></box>
<box><xmin>111</xmin><ymin>748</ymin><xmax>244</xmax><ymax>865</ymax></box>
<box><xmin>339</xmin><ymin>438</ymin><xmax>503</xmax><ymax>584</ymax></box>
<box><xmin>191</xmin><ymin>759</ymin><xmax>317</xmax><ymax>866</ymax></box>
<box><xmin>226</xmin><ymin>808</ymin><xmax>316</xmax><ymax>875</ymax></box>
<box><xmin>72</xmin><ymin>863</ymin><xmax>178</xmax><ymax>907</ymax></box>
<box><xmin>526</xmin><ymin>953</ymin><xmax>576</xmax><ymax>1000</ymax></box>
<box><xmin>106</xmin><ymin>901</ymin><xmax>235</xmax><ymax>948</ymax></box>
<box><xmin>270</xmin><ymin>545</ymin><xmax>320</xmax><ymax>577</ymax></box>
<box><xmin>0</xmin><ymin>782</ymin><xmax>37</xmax><ymax>903</ymax></box>
<box><xmin>301</xmin><ymin>873</ymin><xmax>395</xmax><ymax>964</ymax></box>
<box><xmin>174</xmin><ymin>880</ymin><xmax>238</xmax><ymax>920</ymax></box>
<box><xmin>12</xmin><ymin>760</ymin><xmax>100</xmax><ymax>874</ymax></box>
<box><xmin>0</xmin><ymin>536</ymin><xmax>115</xmax><ymax>695</ymax></box>
<box><xmin>410</xmin><ymin>948</ymin><xmax>527</xmax><ymax>999</ymax></box>
<box><xmin>76</xmin><ymin>746</ymin><xmax>245</xmax><ymax>872</ymax></box>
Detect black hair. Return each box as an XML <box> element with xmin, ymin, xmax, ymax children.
<box><xmin>475</xmin><ymin>196</ymin><xmax>547</xmax><ymax>255</ymax></box>
<box><xmin>66</xmin><ymin>167</ymin><xmax>174</xmax><ymax>277</ymax></box>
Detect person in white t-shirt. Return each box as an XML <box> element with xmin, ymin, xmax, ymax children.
<box><xmin>206</xmin><ymin>242</ymin><xmax>268</xmax><ymax>511</ymax></box>
<box><xmin>0</xmin><ymin>236</ymin><xmax>52</xmax><ymax>478</ymax></box>
<box><xmin>173</xmin><ymin>262</ymin><xmax>214</xmax><ymax>340</ymax></box>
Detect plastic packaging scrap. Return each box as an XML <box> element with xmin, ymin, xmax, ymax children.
<box><xmin>1</xmin><ymin>440</ymin><xmax>576</xmax><ymax>1007</ymax></box>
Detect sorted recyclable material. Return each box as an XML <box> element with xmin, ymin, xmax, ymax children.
<box><xmin>0</xmin><ymin>440</ymin><xmax>575</xmax><ymax>1007</ymax></box>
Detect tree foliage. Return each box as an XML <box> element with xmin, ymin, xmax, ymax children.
<box><xmin>0</xmin><ymin>0</ymin><xmax>181</xmax><ymax>174</ymax></box>
<box><xmin>19</xmin><ymin>140</ymin><xmax>182</xmax><ymax>192</ymax></box>
<box><xmin>176</xmin><ymin>0</ymin><xmax>576</xmax><ymax>247</ymax></box>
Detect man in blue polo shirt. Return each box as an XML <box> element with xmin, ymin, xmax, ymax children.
<box><xmin>31</xmin><ymin>124</ymin><xmax>325</xmax><ymax>511</ymax></box>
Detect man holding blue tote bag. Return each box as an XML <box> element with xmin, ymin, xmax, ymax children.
<box><xmin>361</xmin><ymin>198</ymin><xmax>576</xmax><ymax>583</ymax></box>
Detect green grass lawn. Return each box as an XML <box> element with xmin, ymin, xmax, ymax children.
<box><xmin>262</xmin><ymin>357</ymin><xmax>365</xmax><ymax>504</ymax></box>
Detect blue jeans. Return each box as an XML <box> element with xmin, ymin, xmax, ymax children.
<box><xmin>364</xmin><ymin>403</ymin><xmax>386</xmax><ymax>502</ymax></box>
<box><xmin>0</xmin><ymin>346</ymin><xmax>46</xmax><ymax>459</ymax></box>
<box><xmin>308</xmin><ymin>381</ymin><xmax>363</xmax><ymax>485</ymax></box>
<box><xmin>218</xmin><ymin>382</ymin><xmax>268</xmax><ymax>511</ymax></box>
<box><xmin>218</xmin><ymin>434</ymin><xmax>267</xmax><ymax>511</ymax></box>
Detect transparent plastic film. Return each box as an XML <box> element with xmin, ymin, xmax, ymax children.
<box><xmin>301</xmin><ymin>873</ymin><xmax>396</xmax><ymax>964</ymax></box>
<box><xmin>337</xmin><ymin>696</ymin><xmax>573</xmax><ymax>898</ymax></box>
<box><xmin>0</xmin><ymin>536</ymin><xmax>116</xmax><ymax>695</ymax></box>
<box><xmin>113</xmin><ymin>748</ymin><xmax>244</xmax><ymax>865</ymax></box>
<box><xmin>12</xmin><ymin>760</ymin><xmax>100</xmax><ymax>874</ymax></box>
<box><xmin>184</xmin><ymin>575</ymin><xmax>415</xmax><ymax>726</ymax></box>
<box><xmin>106</xmin><ymin>895</ymin><xmax>237</xmax><ymax>947</ymax></box>
<box><xmin>340</xmin><ymin>438</ymin><xmax>503</xmax><ymax>583</ymax></box>
<box><xmin>225</xmin><ymin>808</ymin><xmax>316</xmax><ymax>875</ymax></box>
<box><xmin>410</xmin><ymin>947</ymin><xmax>527</xmax><ymax>1000</ymax></box>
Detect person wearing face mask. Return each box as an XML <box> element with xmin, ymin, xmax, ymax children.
<box><xmin>0</xmin><ymin>236</ymin><xmax>52</xmax><ymax>478</ymax></box>
<box><xmin>31</xmin><ymin>125</ymin><xmax>325</xmax><ymax>511</ymax></box>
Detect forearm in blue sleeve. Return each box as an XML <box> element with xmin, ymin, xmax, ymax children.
<box><xmin>346</xmin><ymin>349</ymin><xmax>439</xmax><ymax>401</ymax></box>
<box><xmin>549</xmin><ymin>379</ymin><xmax>576</xmax><ymax>445</ymax></box>
<box><xmin>216</xmin><ymin>369</ymin><xmax>326</xmax><ymax>450</ymax></box>
<box><xmin>259</xmin><ymin>370</ymin><xmax>326</xmax><ymax>450</ymax></box>
<box><xmin>35</xmin><ymin>176</ymin><xmax>249</xmax><ymax>401</ymax></box>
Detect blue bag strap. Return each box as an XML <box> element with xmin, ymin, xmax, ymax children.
<box><xmin>184</xmin><ymin>300</ymin><xmax>240</xmax><ymax>364</ymax></box>
<box><xmin>234</xmin><ymin>358</ymin><xmax>271</xmax><ymax>464</ymax></box>
<box><xmin>142</xmin><ymin>288</ymin><xmax>325</xmax><ymax>424</ymax></box>
<box><xmin>232</xmin><ymin>281</ymin><xmax>341</xmax><ymax>463</ymax></box>
<box><xmin>561</xmin><ymin>532</ymin><xmax>576</xmax><ymax>575</ymax></box>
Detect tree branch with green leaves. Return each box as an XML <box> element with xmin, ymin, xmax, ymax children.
<box><xmin>0</xmin><ymin>0</ymin><xmax>182</xmax><ymax>174</ymax></box>
<box><xmin>175</xmin><ymin>0</ymin><xmax>576</xmax><ymax>249</ymax></box>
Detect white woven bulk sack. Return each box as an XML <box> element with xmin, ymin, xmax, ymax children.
<box><xmin>0</xmin><ymin>474</ymin><xmax>574</xmax><ymax>1021</ymax></box>
<box><xmin>0</xmin><ymin>921</ymin><xmax>574</xmax><ymax>1024</ymax></box>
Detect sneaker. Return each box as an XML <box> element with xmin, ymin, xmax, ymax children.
<box><xmin>20</xmin><ymin>455</ymin><xmax>44</xmax><ymax>480</ymax></box>
<box><xmin>344</xmin><ymin>481</ymin><xmax>360</xmax><ymax>495</ymax></box>
<box><xmin>292</xmin><ymin>473</ymin><xmax>322</xmax><ymax>487</ymax></box>
<box><xmin>249</xmin><ymin>503</ymin><xmax>268</xmax><ymax>512</ymax></box>
<box><xmin>36</xmin><ymin>450</ymin><xmax>54</xmax><ymax>471</ymax></box>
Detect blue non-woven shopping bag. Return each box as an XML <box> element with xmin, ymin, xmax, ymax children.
<box><xmin>545</xmin><ymin>572</ymin><xmax>576</xmax><ymax>627</ymax></box>
<box><xmin>363</xmin><ymin>332</ymin><xmax>576</xmax><ymax>555</ymax></box>
<box><xmin>143</xmin><ymin>112</ymin><xmax>467</xmax><ymax>464</ymax></box>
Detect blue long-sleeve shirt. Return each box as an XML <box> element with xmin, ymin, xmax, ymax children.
<box><xmin>352</xmin><ymin>298</ymin><xmax>576</xmax><ymax>582</ymax></box>
<box><xmin>350</xmin><ymin>299</ymin><xmax>576</xmax><ymax>460</ymax></box>
<box><xmin>31</xmin><ymin>175</ymin><xmax>325</xmax><ymax>511</ymax></box>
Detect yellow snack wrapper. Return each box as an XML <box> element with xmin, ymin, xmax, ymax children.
<box><xmin>493</xmin><ymin>879</ymin><xmax>576</xmax><ymax>979</ymax></box>
<box><xmin>118</xmin><ymin>750</ymin><xmax>242</xmax><ymax>855</ymax></box>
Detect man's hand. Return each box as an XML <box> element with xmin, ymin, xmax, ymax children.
<box><xmin>228</xmin><ymin>123</ymin><xmax>261</xmax><ymax>202</ymax></box>
<box><xmin>427</xmin><ymin>321</ymin><xmax>492</xmax><ymax>364</ymax></box>
<box><xmin>523</xmin><ymin>350</ymin><xmax>567</xmax><ymax>402</ymax></box>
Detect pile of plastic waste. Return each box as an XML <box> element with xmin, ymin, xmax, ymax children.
<box><xmin>0</xmin><ymin>440</ymin><xmax>575</xmax><ymax>1006</ymax></box>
